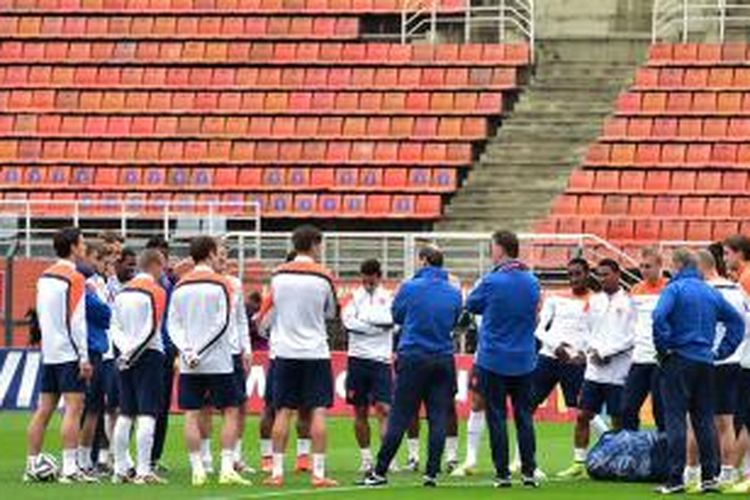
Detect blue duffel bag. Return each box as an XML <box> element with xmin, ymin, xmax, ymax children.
<box><xmin>586</xmin><ymin>430</ymin><xmax>669</xmax><ymax>482</ymax></box>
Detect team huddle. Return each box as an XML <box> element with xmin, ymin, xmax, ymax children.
<box><xmin>21</xmin><ymin>224</ymin><xmax>750</xmax><ymax>493</ymax></box>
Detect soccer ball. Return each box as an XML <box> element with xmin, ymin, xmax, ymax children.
<box><xmin>30</xmin><ymin>453</ymin><xmax>59</xmax><ymax>482</ymax></box>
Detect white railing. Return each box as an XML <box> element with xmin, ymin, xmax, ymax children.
<box><xmin>652</xmin><ymin>0</ymin><xmax>750</xmax><ymax>42</ymax></box>
<box><xmin>401</xmin><ymin>0</ymin><xmax>535</xmax><ymax>61</ymax></box>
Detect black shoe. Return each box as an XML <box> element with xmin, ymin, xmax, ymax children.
<box><xmin>357</xmin><ymin>472</ymin><xmax>387</xmax><ymax>487</ymax></box>
<box><xmin>445</xmin><ymin>460</ymin><xmax>458</xmax><ymax>474</ymax></box>
<box><xmin>654</xmin><ymin>484</ymin><xmax>686</xmax><ymax>495</ymax></box>
<box><xmin>700</xmin><ymin>480</ymin><xmax>721</xmax><ymax>494</ymax></box>
<box><xmin>423</xmin><ymin>475</ymin><xmax>437</xmax><ymax>487</ymax></box>
<box><xmin>494</xmin><ymin>476</ymin><xmax>512</xmax><ymax>488</ymax></box>
<box><xmin>522</xmin><ymin>474</ymin><xmax>540</xmax><ymax>488</ymax></box>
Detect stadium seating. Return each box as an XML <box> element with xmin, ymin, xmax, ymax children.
<box><xmin>0</xmin><ymin>3</ymin><xmax>530</xmax><ymax>220</ymax></box>
<box><xmin>536</xmin><ymin>43</ymin><xmax>750</xmax><ymax>246</ymax></box>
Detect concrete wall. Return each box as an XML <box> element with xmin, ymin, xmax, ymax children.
<box><xmin>535</xmin><ymin>0</ymin><xmax>653</xmax><ymax>39</ymax></box>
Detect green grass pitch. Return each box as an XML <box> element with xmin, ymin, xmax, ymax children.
<box><xmin>0</xmin><ymin>412</ymin><xmax>666</xmax><ymax>498</ymax></box>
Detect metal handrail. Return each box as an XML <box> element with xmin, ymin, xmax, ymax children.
<box><xmin>653</xmin><ymin>0</ymin><xmax>750</xmax><ymax>43</ymax></box>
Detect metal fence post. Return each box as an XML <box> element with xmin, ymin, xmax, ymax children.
<box><xmin>4</xmin><ymin>239</ymin><xmax>19</xmax><ymax>346</ymax></box>
<box><xmin>682</xmin><ymin>0</ymin><xmax>688</xmax><ymax>42</ymax></box>
<box><xmin>719</xmin><ymin>0</ymin><xmax>726</xmax><ymax>42</ymax></box>
<box><xmin>430</xmin><ymin>0</ymin><xmax>437</xmax><ymax>43</ymax></box>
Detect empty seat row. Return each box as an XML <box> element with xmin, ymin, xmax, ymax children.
<box><xmin>552</xmin><ymin>193</ymin><xmax>750</xmax><ymax>218</ymax></box>
<box><xmin>0</xmin><ymin>139</ymin><xmax>473</xmax><ymax>164</ymax></box>
<box><xmin>0</xmin><ymin>41</ymin><xmax>530</xmax><ymax>65</ymax></box>
<box><xmin>546</xmin><ymin>215</ymin><xmax>747</xmax><ymax>243</ymax></box>
<box><xmin>567</xmin><ymin>168</ymin><xmax>750</xmax><ymax>194</ymax></box>
<box><xmin>0</xmin><ymin>165</ymin><xmax>457</xmax><ymax>190</ymax></box>
<box><xmin>0</xmin><ymin>90</ymin><xmax>504</xmax><ymax>114</ymax></box>
<box><xmin>634</xmin><ymin>67</ymin><xmax>750</xmax><ymax>90</ymax></box>
<box><xmin>0</xmin><ymin>114</ymin><xmax>488</xmax><ymax>139</ymax></box>
<box><xmin>648</xmin><ymin>43</ymin><xmax>750</xmax><ymax>65</ymax></box>
<box><xmin>602</xmin><ymin>117</ymin><xmax>750</xmax><ymax>141</ymax></box>
<box><xmin>0</xmin><ymin>191</ymin><xmax>443</xmax><ymax>218</ymax></box>
<box><xmin>0</xmin><ymin>15</ymin><xmax>359</xmax><ymax>39</ymax></box>
<box><xmin>0</xmin><ymin>65</ymin><xmax>516</xmax><ymax>90</ymax></box>
<box><xmin>616</xmin><ymin>91</ymin><xmax>750</xmax><ymax>115</ymax></box>
<box><xmin>585</xmin><ymin>142</ymin><xmax>750</xmax><ymax>167</ymax></box>
<box><xmin>0</xmin><ymin>0</ymin><xmax>464</xmax><ymax>14</ymax></box>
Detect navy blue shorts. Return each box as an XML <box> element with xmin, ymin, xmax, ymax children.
<box><xmin>263</xmin><ymin>359</ymin><xmax>275</xmax><ymax>405</ymax></box>
<box><xmin>531</xmin><ymin>354</ymin><xmax>585</xmax><ymax>409</ymax></box>
<box><xmin>84</xmin><ymin>352</ymin><xmax>106</xmax><ymax>414</ymax></box>
<box><xmin>579</xmin><ymin>380</ymin><xmax>623</xmax><ymax>417</ymax></box>
<box><xmin>179</xmin><ymin>372</ymin><xmax>243</xmax><ymax>411</ymax></box>
<box><xmin>736</xmin><ymin>368</ymin><xmax>750</xmax><ymax>431</ymax></box>
<box><xmin>272</xmin><ymin>358</ymin><xmax>333</xmax><ymax>410</ymax></box>
<box><xmin>119</xmin><ymin>350</ymin><xmax>165</xmax><ymax>417</ymax></box>
<box><xmin>102</xmin><ymin>358</ymin><xmax>120</xmax><ymax>411</ymax></box>
<box><xmin>714</xmin><ymin>364</ymin><xmax>741</xmax><ymax>415</ymax></box>
<box><xmin>40</xmin><ymin>361</ymin><xmax>85</xmax><ymax>394</ymax></box>
<box><xmin>346</xmin><ymin>357</ymin><xmax>393</xmax><ymax>406</ymax></box>
<box><xmin>233</xmin><ymin>354</ymin><xmax>247</xmax><ymax>403</ymax></box>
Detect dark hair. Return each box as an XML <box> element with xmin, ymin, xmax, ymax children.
<box><xmin>567</xmin><ymin>257</ymin><xmax>590</xmax><ymax>273</ymax></box>
<box><xmin>492</xmin><ymin>230</ymin><xmax>519</xmax><ymax>259</ymax></box>
<box><xmin>145</xmin><ymin>235</ymin><xmax>169</xmax><ymax>253</ymax></box>
<box><xmin>708</xmin><ymin>241</ymin><xmax>728</xmax><ymax>277</ymax></box>
<box><xmin>360</xmin><ymin>258</ymin><xmax>382</xmax><ymax>277</ymax></box>
<box><xmin>53</xmin><ymin>226</ymin><xmax>82</xmax><ymax>258</ymax></box>
<box><xmin>418</xmin><ymin>245</ymin><xmax>444</xmax><ymax>267</ymax></box>
<box><xmin>724</xmin><ymin>234</ymin><xmax>750</xmax><ymax>261</ymax></box>
<box><xmin>120</xmin><ymin>246</ymin><xmax>137</xmax><ymax>261</ymax></box>
<box><xmin>598</xmin><ymin>258</ymin><xmax>621</xmax><ymax>274</ymax></box>
<box><xmin>189</xmin><ymin>236</ymin><xmax>217</xmax><ymax>263</ymax></box>
<box><xmin>285</xmin><ymin>250</ymin><xmax>298</xmax><ymax>263</ymax></box>
<box><xmin>292</xmin><ymin>225</ymin><xmax>322</xmax><ymax>253</ymax></box>
<box><xmin>248</xmin><ymin>290</ymin><xmax>262</xmax><ymax>303</ymax></box>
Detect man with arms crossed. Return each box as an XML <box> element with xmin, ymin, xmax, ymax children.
<box><xmin>25</xmin><ymin>227</ymin><xmax>95</xmax><ymax>483</ymax></box>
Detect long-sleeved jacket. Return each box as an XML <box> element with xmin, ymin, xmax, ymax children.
<box><xmin>584</xmin><ymin>289</ymin><xmax>636</xmax><ymax>385</ymax></box>
<box><xmin>111</xmin><ymin>273</ymin><xmax>166</xmax><ymax>366</ymax></box>
<box><xmin>226</xmin><ymin>274</ymin><xmax>251</xmax><ymax>356</ymax></box>
<box><xmin>630</xmin><ymin>278</ymin><xmax>668</xmax><ymax>364</ymax></box>
<box><xmin>37</xmin><ymin>259</ymin><xmax>88</xmax><ymax>364</ymax></box>
<box><xmin>653</xmin><ymin>266</ymin><xmax>745</xmax><ymax>364</ymax></box>
<box><xmin>535</xmin><ymin>290</ymin><xmax>591</xmax><ymax>359</ymax></box>
<box><xmin>85</xmin><ymin>287</ymin><xmax>111</xmax><ymax>355</ymax></box>
<box><xmin>393</xmin><ymin>266</ymin><xmax>462</xmax><ymax>358</ymax></box>
<box><xmin>168</xmin><ymin>265</ymin><xmax>233</xmax><ymax>374</ymax></box>
<box><xmin>343</xmin><ymin>285</ymin><xmax>394</xmax><ymax>363</ymax></box>
<box><xmin>708</xmin><ymin>278</ymin><xmax>749</xmax><ymax>365</ymax></box>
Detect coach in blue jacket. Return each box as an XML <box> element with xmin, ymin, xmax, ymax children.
<box><xmin>652</xmin><ymin>248</ymin><xmax>745</xmax><ymax>494</ymax></box>
<box><xmin>466</xmin><ymin>230</ymin><xmax>541</xmax><ymax>488</ymax></box>
<box><xmin>360</xmin><ymin>245</ymin><xmax>462</xmax><ymax>488</ymax></box>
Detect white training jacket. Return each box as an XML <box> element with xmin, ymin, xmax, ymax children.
<box><xmin>630</xmin><ymin>278</ymin><xmax>668</xmax><ymax>364</ymax></box>
<box><xmin>168</xmin><ymin>265</ymin><xmax>233</xmax><ymax>374</ymax></box>
<box><xmin>226</xmin><ymin>274</ymin><xmax>251</xmax><ymax>356</ymax></box>
<box><xmin>37</xmin><ymin>259</ymin><xmax>88</xmax><ymax>364</ymax></box>
<box><xmin>535</xmin><ymin>289</ymin><xmax>591</xmax><ymax>359</ymax></box>
<box><xmin>343</xmin><ymin>285</ymin><xmax>395</xmax><ymax>364</ymax></box>
<box><xmin>710</xmin><ymin>278</ymin><xmax>750</xmax><ymax>366</ymax></box>
<box><xmin>584</xmin><ymin>288</ymin><xmax>636</xmax><ymax>386</ymax></box>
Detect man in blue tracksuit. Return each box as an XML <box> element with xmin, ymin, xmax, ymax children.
<box><xmin>360</xmin><ymin>245</ymin><xmax>462</xmax><ymax>488</ymax></box>
<box><xmin>652</xmin><ymin>249</ymin><xmax>745</xmax><ymax>495</ymax></box>
<box><xmin>466</xmin><ymin>230</ymin><xmax>541</xmax><ymax>488</ymax></box>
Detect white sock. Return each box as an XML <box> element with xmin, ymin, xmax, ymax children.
<box><xmin>135</xmin><ymin>415</ymin><xmax>155</xmax><ymax>477</ymax></box>
<box><xmin>511</xmin><ymin>440</ymin><xmax>521</xmax><ymax>466</ymax></box>
<box><xmin>445</xmin><ymin>436</ymin><xmax>458</xmax><ymax>462</ymax></box>
<box><xmin>573</xmin><ymin>447</ymin><xmax>587</xmax><ymax>463</ymax></box>
<box><xmin>312</xmin><ymin>453</ymin><xmax>325</xmax><ymax>478</ymax></box>
<box><xmin>98</xmin><ymin>448</ymin><xmax>109</xmax><ymax>465</ymax></box>
<box><xmin>220</xmin><ymin>448</ymin><xmax>234</xmax><ymax>475</ymax></box>
<box><xmin>62</xmin><ymin>448</ymin><xmax>78</xmax><ymax>476</ymax></box>
<box><xmin>591</xmin><ymin>415</ymin><xmax>609</xmax><ymax>438</ymax></box>
<box><xmin>272</xmin><ymin>453</ymin><xmax>284</xmax><ymax>478</ymax></box>
<box><xmin>233</xmin><ymin>440</ymin><xmax>243</xmax><ymax>462</ymax></box>
<box><xmin>360</xmin><ymin>448</ymin><xmax>373</xmax><ymax>464</ymax></box>
<box><xmin>113</xmin><ymin>416</ymin><xmax>133</xmax><ymax>475</ymax></box>
<box><xmin>261</xmin><ymin>439</ymin><xmax>272</xmax><ymax>458</ymax></box>
<box><xmin>407</xmin><ymin>438</ymin><xmax>420</xmax><ymax>461</ymax></box>
<box><xmin>745</xmin><ymin>450</ymin><xmax>750</xmax><ymax>475</ymax></box>
<box><xmin>26</xmin><ymin>455</ymin><xmax>38</xmax><ymax>470</ymax></box>
<box><xmin>297</xmin><ymin>438</ymin><xmax>311</xmax><ymax>457</ymax></box>
<box><xmin>201</xmin><ymin>439</ymin><xmax>213</xmax><ymax>468</ymax></box>
<box><xmin>721</xmin><ymin>465</ymin><xmax>738</xmax><ymax>482</ymax></box>
<box><xmin>685</xmin><ymin>465</ymin><xmax>701</xmax><ymax>484</ymax></box>
<box><xmin>77</xmin><ymin>446</ymin><xmax>93</xmax><ymax>470</ymax></box>
<box><xmin>466</xmin><ymin>410</ymin><xmax>485</xmax><ymax>466</ymax></box>
<box><xmin>104</xmin><ymin>413</ymin><xmax>114</xmax><ymax>461</ymax></box>
<box><xmin>189</xmin><ymin>451</ymin><xmax>205</xmax><ymax>475</ymax></box>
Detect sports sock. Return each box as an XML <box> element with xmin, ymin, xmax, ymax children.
<box><xmin>113</xmin><ymin>416</ymin><xmax>133</xmax><ymax>476</ymax></box>
<box><xmin>466</xmin><ymin>410</ymin><xmax>485</xmax><ymax>466</ymax></box>
<box><xmin>189</xmin><ymin>452</ymin><xmax>205</xmax><ymax>475</ymax></box>
<box><xmin>62</xmin><ymin>448</ymin><xmax>78</xmax><ymax>476</ymax></box>
<box><xmin>684</xmin><ymin>465</ymin><xmax>701</xmax><ymax>484</ymax></box>
<box><xmin>201</xmin><ymin>439</ymin><xmax>213</xmax><ymax>469</ymax></box>
<box><xmin>26</xmin><ymin>455</ymin><xmax>38</xmax><ymax>471</ymax></box>
<box><xmin>445</xmin><ymin>436</ymin><xmax>458</xmax><ymax>463</ymax></box>
<box><xmin>77</xmin><ymin>446</ymin><xmax>93</xmax><ymax>470</ymax></box>
<box><xmin>135</xmin><ymin>416</ymin><xmax>155</xmax><ymax>477</ymax></box>
<box><xmin>573</xmin><ymin>447</ymin><xmax>587</xmax><ymax>463</ymax></box>
<box><xmin>98</xmin><ymin>448</ymin><xmax>109</xmax><ymax>466</ymax></box>
<box><xmin>720</xmin><ymin>465</ymin><xmax>738</xmax><ymax>483</ymax></box>
<box><xmin>407</xmin><ymin>438</ymin><xmax>420</xmax><ymax>461</ymax></box>
<box><xmin>220</xmin><ymin>448</ymin><xmax>234</xmax><ymax>475</ymax></box>
<box><xmin>297</xmin><ymin>438</ymin><xmax>311</xmax><ymax>457</ymax></box>
<box><xmin>233</xmin><ymin>441</ymin><xmax>243</xmax><ymax>462</ymax></box>
<box><xmin>590</xmin><ymin>415</ymin><xmax>609</xmax><ymax>438</ymax></box>
<box><xmin>312</xmin><ymin>453</ymin><xmax>326</xmax><ymax>478</ymax></box>
<box><xmin>360</xmin><ymin>448</ymin><xmax>373</xmax><ymax>464</ymax></box>
<box><xmin>261</xmin><ymin>439</ymin><xmax>273</xmax><ymax>458</ymax></box>
<box><xmin>272</xmin><ymin>453</ymin><xmax>284</xmax><ymax>478</ymax></box>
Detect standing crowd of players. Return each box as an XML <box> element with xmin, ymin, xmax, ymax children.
<box><xmin>21</xmin><ymin>224</ymin><xmax>750</xmax><ymax>493</ymax></box>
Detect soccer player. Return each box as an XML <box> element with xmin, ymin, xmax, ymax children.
<box><xmin>264</xmin><ymin>225</ymin><xmax>338</xmax><ymax>488</ymax></box>
<box><xmin>25</xmin><ymin>227</ymin><xmax>95</xmax><ymax>483</ymax></box>
<box><xmin>466</xmin><ymin>231</ymin><xmax>541</xmax><ymax>488</ymax></box>
<box><xmin>110</xmin><ymin>249</ymin><xmax>168</xmax><ymax>484</ymax></box>
<box><xmin>559</xmin><ymin>259</ymin><xmax>636</xmax><ymax>479</ymax></box>
<box><xmin>360</xmin><ymin>245</ymin><xmax>462</xmax><ymax>488</ymax></box>
<box><xmin>168</xmin><ymin>236</ymin><xmax>249</xmax><ymax>486</ymax></box>
<box><xmin>725</xmin><ymin>234</ymin><xmax>750</xmax><ymax>294</ymax></box>
<box><xmin>342</xmin><ymin>258</ymin><xmax>395</xmax><ymax>474</ymax></box>
<box><xmin>685</xmin><ymin>249</ymin><xmax>749</xmax><ymax>489</ymax></box>
<box><xmin>621</xmin><ymin>247</ymin><xmax>668</xmax><ymax>432</ymax></box>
